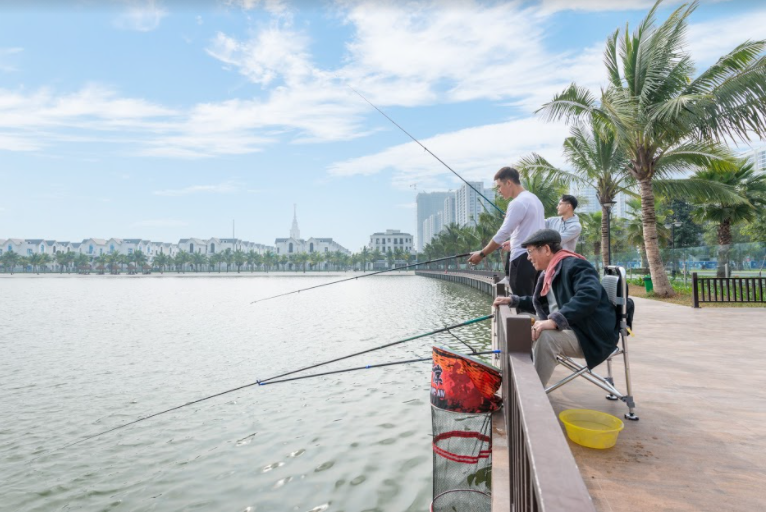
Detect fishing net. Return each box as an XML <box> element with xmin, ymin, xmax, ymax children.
<box><xmin>430</xmin><ymin>346</ymin><xmax>501</xmax><ymax>512</ymax></box>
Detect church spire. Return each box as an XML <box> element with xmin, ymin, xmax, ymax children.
<box><xmin>290</xmin><ymin>204</ymin><xmax>300</xmax><ymax>240</ymax></box>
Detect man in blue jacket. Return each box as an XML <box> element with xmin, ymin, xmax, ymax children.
<box><xmin>493</xmin><ymin>229</ymin><xmax>618</xmax><ymax>386</ymax></box>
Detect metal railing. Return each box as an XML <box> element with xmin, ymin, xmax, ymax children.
<box><xmin>493</xmin><ymin>282</ymin><xmax>595</xmax><ymax>512</ymax></box>
<box><xmin>692</xmin><ymin>272</ymin><xmax>766</xmax><ymax>308</ymax></box>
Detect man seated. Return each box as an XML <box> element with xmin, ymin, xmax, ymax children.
<box><xmin>493</xmin><ymin>229</ymin><xmax>618</xmax><ymax>386</ymax></box>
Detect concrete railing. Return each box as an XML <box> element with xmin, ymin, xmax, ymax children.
<box><xmin>492</xmin><ymin>291</ymin><xmax>595</xmax><ymax>512</ymax></box>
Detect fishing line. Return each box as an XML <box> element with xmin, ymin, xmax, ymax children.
<box><xmin>260</xmin><ymin>350</ymin><xmax>500</xmax><ymax>386</ymax></box>
<box><xmin>347</xmin><ymin>85</ymin><xmax>504</xmax><ymax>216</ymax></box>
<box><xmin>250</xmin><ymin>252</ymin><xmax>470</xmax><ymax>305</ymax></box>
<box><xmin>46</xmin><ymin>314</ymin><xmax>493</xmax><ymax>454</ymax></box>
<box><xmin>446</xmin><ymin>329</ymin><xmax>479</xmax><ymax>355</ymax></box>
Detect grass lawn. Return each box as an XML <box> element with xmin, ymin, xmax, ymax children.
<box><xmin>628</xmin><ymin>281</ymin><xmax>766</xmax><ymax>308</ymax></box>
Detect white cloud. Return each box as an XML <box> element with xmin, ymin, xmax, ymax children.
<box><xmin>328</xmin><ymin>116</ymin><xmax>570</xmax><ymax>190</ymax></box>
<box><xmin>114</xmin><ymin>0</ymin><xmax>168</xmax><ymax>32</ymax></box>
<box><xmin>539</xmin><ymin>0</ymin><xmax>663</xmax><ymax>14</ymax></box>
<box><xmin>0</xmin><ymin>47</ymin><xmax>23</xmax><ymax>72</ymax></box>
<box><xmin>687</xmin><ymin>9</ymin><xmax>766</xmax><ymax>66</ymax></box>
<box><xmin>130</xmin><ymin>218</ymin><xmax>189</xmax><ymax>227</ymax></box>
<box><xmin>152</xmin><ymin>182</ymin><xmax>239</xmax><ymax>196</ymax></box>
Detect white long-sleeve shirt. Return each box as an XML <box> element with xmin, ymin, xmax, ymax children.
<box><xmin>545</xmin><ymin>214</ymin><xmax>582</xmax><ymax>252</ymax></box>
<box><xmin>492</xmin><ymin>191</ymin><xmax>545</xmax><ymax>261</ymax></box>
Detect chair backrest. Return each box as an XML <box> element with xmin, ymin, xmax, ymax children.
<box><xmin>602</xmin><ymin>275</ymin><xmax>620</xmax><ymax>306</ymax></box>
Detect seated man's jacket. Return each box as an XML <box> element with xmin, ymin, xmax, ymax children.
<box><xmin>514</xmin><ymin>257</ymin><xmax>618</xmax><ymax>369</ymax></box>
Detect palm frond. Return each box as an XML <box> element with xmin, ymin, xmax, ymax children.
<box><xmin>654</xmin><ymin>142</ymin><xmax>735</xmax><ymax>177</ymax></box>
<box><xmin>652</xmin><ymin>178</ymin><xmax>746</xmax><ymax>204</ymax></box>
<box><xmin>536</xmin><ymin>83</ymin><xmax>597</xmax><ymax>123</ymax></box>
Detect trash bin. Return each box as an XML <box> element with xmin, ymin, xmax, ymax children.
<box><xmin>643</xmin><ymin>276</ymin><xmax>653</xmax><ymax>293</ymax></box>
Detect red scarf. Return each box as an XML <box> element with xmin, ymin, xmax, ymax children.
<box><xmin>541</xmin><ymin>250</ymin><xmax>587</xmax><ymax>296</ymax></box>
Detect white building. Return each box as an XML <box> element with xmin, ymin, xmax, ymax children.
<box><xmin>368</xmin><ymin>229</ymin><xmax>415</xmax><ymax>254</ymax></box>
<box><xmin>743</xmin><ymin>144</ymin><xmax>766</xmax><ymax>173</ymax></box>
<box><xmin>443</xmin><ymin>193</ymin><xmax>457</xmax><ymax>226</ymax></box>
<box><xmin>455</xmin><ymin>182</ymin><xmax>490</xmax><ymax>227</ymax></box>
<box><xmin>568</xmin><ymin>184</ymin><xmax>629</xmax><ymax>218</ymax></box>
<box><xmin>274</xmin><ymin>206</ymin><xmax>350</xmax><ymax>259</ymax></box>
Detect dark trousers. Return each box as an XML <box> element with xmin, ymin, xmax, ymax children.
<box><xmin>505</xmin><ymin>252</ymin><xmax>539</xmax><ymax>313</ymax></box>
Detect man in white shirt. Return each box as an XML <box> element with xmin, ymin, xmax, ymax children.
<box><xmin>467</xmin><ymin>167</ymin><xmax>545</xmax><ymax>310</ymax></box>
<box><xmin>545</xmin><ymin>194</ymin><xmax>582</xmax><ymax>252</ymax></box>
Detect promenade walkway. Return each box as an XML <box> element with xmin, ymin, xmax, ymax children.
<box><xmin>552</xmin><ymin>297</ymin><xmax>766</xmax><ymax>511</ymax></box>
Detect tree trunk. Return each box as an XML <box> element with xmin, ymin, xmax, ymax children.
<box><xmin>716</xmin><ymin>218</ymin><xmax>732</xmax><ymax>278</ymax></box>
<box><xmin>640</xmin><ymin>243</ymin><xmax>648</xmax><ymax>268</ymax></box>
<box><xmin>639</xmin><ymin>177</ymin><xmax>674</xmax><ymax>297</ymax></box>
<box><xmin>601</xmin><ymin>204</ymin><xmax>611</xmax><ymax>269</ymax></box>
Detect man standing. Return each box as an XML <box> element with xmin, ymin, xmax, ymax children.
<box><xmin>492</xmin><ymin>229</ymin><xmax>618</xmax><ymax>386</ymax></box>
<box><xmin>546</xmin><ymin>194</ymin><xmax>582</xmax><ymax>252</ymax></box>
<box><xmin>467</xmin><ymin>167</ymin><xmax>544</xmax><ymax>304</ymax></box>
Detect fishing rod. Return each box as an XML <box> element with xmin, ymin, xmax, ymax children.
<box><xmin>347</xmin><ymin>85</ymin><xmax>504</xmax><ymax>216</ymax></box>
<box><xmin>250</xmin><ymin>252</ymin><xmax>470</xmax><ymax>305</ymax></box>
<box><xmin>51</xmin><ymin>314</ymin><xmax>493</xmax><ymax>453</ymax></box>
<box><xmin>260</xmin><ymin>350</ymin><xmax>500</xmax><ymax>386</ymax></box>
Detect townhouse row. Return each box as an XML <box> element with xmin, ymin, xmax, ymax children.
<box><xmin>0</xmin><ymin>237</ymin><xmax>276</xmax><ymax>258</ymax></box>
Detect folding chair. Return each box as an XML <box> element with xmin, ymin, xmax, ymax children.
<box><xmin>544</xmin><ymin>265</ymin><xmax>638</xmax><ymax>421</ymax></box>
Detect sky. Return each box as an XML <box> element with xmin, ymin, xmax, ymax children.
<box><xmin>1</xmin><ymin>0</ymin><xmax>765</xmax><ymax>252</ymax></box>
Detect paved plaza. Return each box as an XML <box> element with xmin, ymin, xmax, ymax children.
<box><xmin>549</xmin><ymin>297</ymin><xmax>766</xmax><ymax>512</ymax></box>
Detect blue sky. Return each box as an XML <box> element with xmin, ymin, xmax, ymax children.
<box><xmin>1</xmin><ymin>0</ymin><xmax>764</xmax><ymax>251</ymax></box>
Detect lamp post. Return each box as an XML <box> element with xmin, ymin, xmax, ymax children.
<box><xmin>664</xmin><ymin>218</ymin><xmax>683</xmax><ymax>278</ymax></box>
<box><xmin>601</xmin><ymin>199</ymin><xmax>617</xmax><ymax>267</ymax></box>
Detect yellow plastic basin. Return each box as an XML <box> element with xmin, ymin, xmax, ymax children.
<box><xmin>559</xmin><ymin>409</ymin><xmax>624</xmax><ymax>449</ymax></box>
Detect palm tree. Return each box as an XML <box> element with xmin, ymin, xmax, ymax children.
<box><xmin>153</xmin><ymin>253</ymin><xmax>168</xmax><ymax>273</ymax></box>
<box><xmin>191</xmin><ymin>252</ymin><xmax>208</xmax><ymax>272</ymax></box>
<box><xmin>292</xmin><ymin>252</ymin><xmax>309</xmax><ymax>273</ymax></box>
<box><xmin>134</xmin><ymin>250</ymin><xmax>148</xmax><ymax>270</ymax></box>
<box><xmin>233</xmin><ymin>249</ymin><xmax>246</xmax><ymax>273</ymax></box>
<box><xmin>209</xmin><ymin>253</ymin><xmax>222</xmax><ymax>272</ymax></box>
<box><xmin>538</xmin><ymin>0</ymin><xmax>764</xmax><ymax>296</ymax></box>
<box><xmin>222</xmin><ymin>249</ymin><xmax>233</xmax><ymax>272</ymax></box>
<box><xmin>693</xmin><ymin>160</ymin><xmax>766</xmax><ymax>276</ymax></box>
<box><xmin>1</xmin><ymin>251</ymin><xmax>20</xmax><ymax>274</ymax></box>
<box><xmin>308</xmin><ymin>251</ymin><xmax>322</xmax><ymax>271</ymax></box>
<box><xmin>578</xmin><ymin>212</ymin><xmax>603</xmax><ymax>272</ymax></box>
<box><xmin>278</xmin><ymin>254</ymin><xmax>288</xmax><ymax>270</ymax></box>
<box><xmin>263</xmin><ymin>251</ymin><xmax>276</xmax><ymax>272</ymax></box>
<box><xmin>246</xmin><ymin>250</ymin><xmax>257</xmax><ymax>272</ymax></box>
<box><xmin>74</xmin><ymin>253</ymin><xmax>90</xmax><ymax>274</ymax></box>
<box><xmin>54</xmin><ymin>251</ymin><xmax>68</xmax><ymax>273</ymax></box>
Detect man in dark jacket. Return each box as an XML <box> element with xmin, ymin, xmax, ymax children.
<box><xmin>493</xmin><ymin>229</ymin><xmax>618</xmax><ymax>386</ymax></box>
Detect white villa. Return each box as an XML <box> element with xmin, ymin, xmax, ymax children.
<box><xmin>0</xmin><ymin>236</ymin><xmax>274</xmax><ymax>260</ymax></box>
<box><xmin>273</xmin><ymin>206</ymin><xmax>351</xmax><ymax>260</ymax></box>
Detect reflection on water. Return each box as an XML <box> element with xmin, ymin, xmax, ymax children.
<box><xmin>0</xmin><ymin>273</ymin><xmax>492</xmax><ymax>511</ymax></box>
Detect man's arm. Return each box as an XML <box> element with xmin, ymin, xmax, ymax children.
<box><xmin>468</xmin><ymin>201</ymin><xmax>523</xmax><ymax>264</ymax></box>
<box><xmin>559</xmin><ymin>219</ymin><xmax>582</xmax><ymax>246</ymax></box>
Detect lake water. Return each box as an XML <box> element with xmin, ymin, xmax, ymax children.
<box><xmin>0</xmin><ymin>272</ymin><xmax>493</xmax><ymax>512</ymax></box>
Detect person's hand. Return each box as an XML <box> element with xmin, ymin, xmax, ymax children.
<box><xmin>501</xmin><ymin>241</ymin><xmax>511</xmax><ymax>252</ymax></box>
<box><xmin>493</xmin><ymin>296</ymin><xmax>511</xmax><ymax>307</ymax></box>
<box><xmin>531</xmin><ymin>319</ymin><xmax>557</xmax><ymax>342</ymax></box>
<box><xmin>467</xmin><ymin>251</ymin><xmax>483</xmax><ymax>265</ymax></box>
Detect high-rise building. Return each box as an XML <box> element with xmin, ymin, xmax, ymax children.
<box><xmin>443</xmin><ymin>193</ymin><xmax>457</xmax><ymax>227</ymax></box>
<box><xmin>569</xmin><ymin>184</ymin><xmax>629</xmax><ymax>218</ymax></box>
<box><xmin>455</xmin><ymin>182</ymin><xmax>489</xmax><ymax>227</ymax></box>
<box><xmin>416</xmin><ymin>192</ymin><xmax>451</xmax><ymax>251</ymax></box>
<box><xmin>743</xmin><ymin>144</ymin><xmax>766</xmax><ymax>173</ymax></box>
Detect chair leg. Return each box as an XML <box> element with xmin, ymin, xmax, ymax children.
<box><xmin>605</xmin><ymin>357</ymin><xmax>618</xmax><ymax>401</ymax></box>
<box><xmin>620</xmin><ymin>331</ymin><xmax>639</xmax><ymax>421</ymax></box>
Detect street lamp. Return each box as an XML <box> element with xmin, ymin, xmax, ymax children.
<box><xmin>601</xmin><ymin>199</ymin><xmax>617</xmax><ymax>267</ymax></box>
<box><xmin>664</xmin><ymin>218</ymin><xmax>683</xmax><ymax>277</ymax></box>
